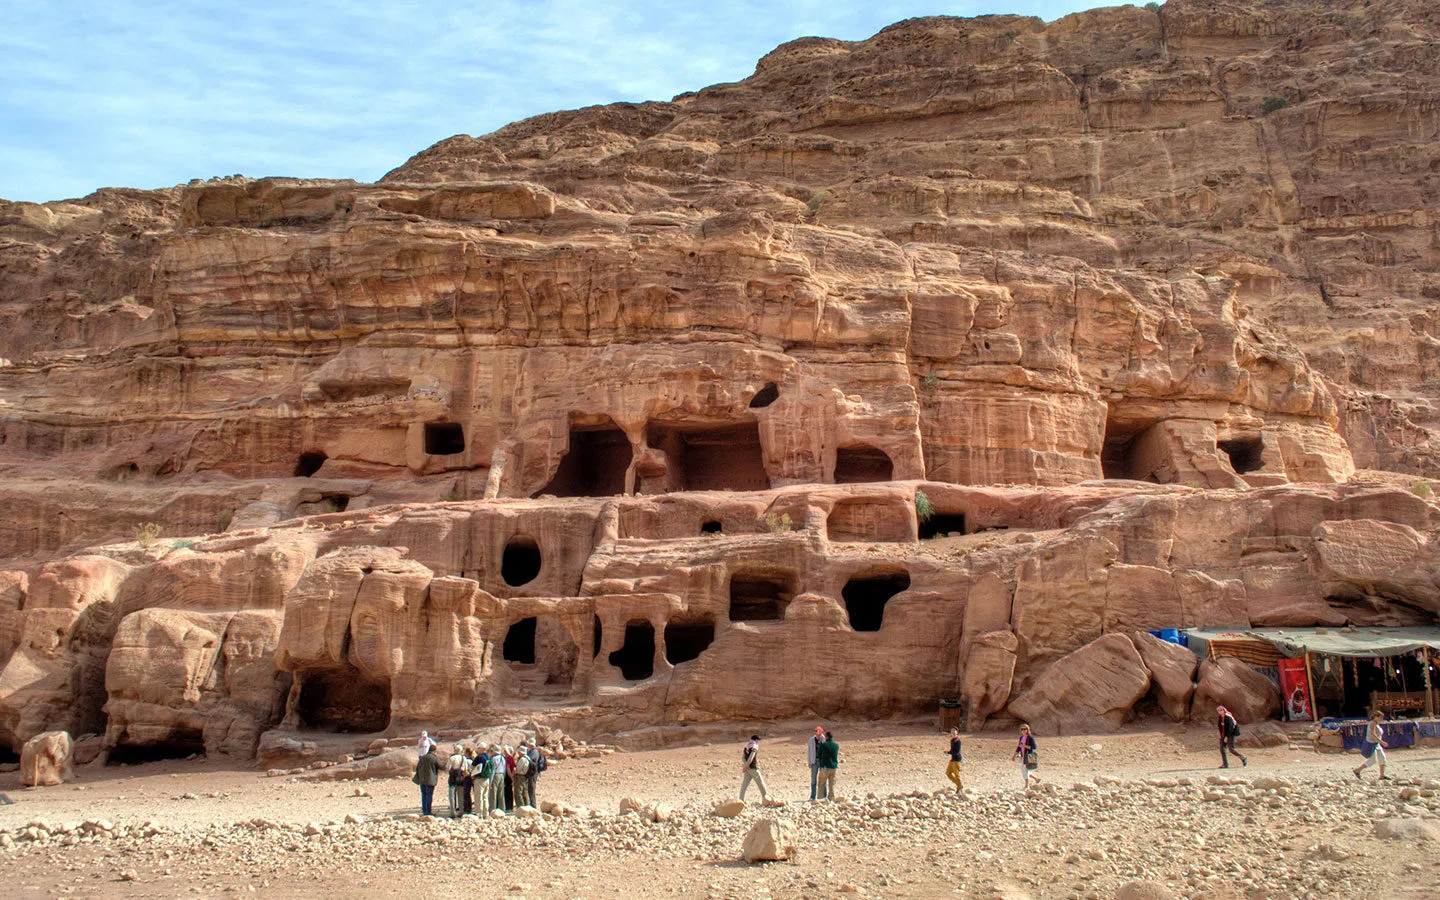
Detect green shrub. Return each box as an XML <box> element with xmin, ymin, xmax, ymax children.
<box><xmin>217</xmin><ymin>511</ymin><xmax>233</xmax><ymax>532</ymax></box>
<box><xmin>763</xmin><ymin>512</ymin><xmax>793</xmax><ymax>533</ymax></box>
<box><xmin>1145</xmin><ymin>2</ymin><xmax>1160</xmax><ymax>11</ymax></box>
<box><xmin>1261</xmin><ymin>96</ymin><xmax>1289</xmax><ymax>115</ymax></box>
<box><xmin>442</xmin><ymin>490</ymin><xmax>463</xmax><ymax>502</ymax></box>
<box><xmin>806</xmin><ymin>190</ymin><xmax>832</xmax><ymax>216</ymax></box>
<box><xmin>919</xmin><ymin>374</ymin><xmax>940</xmax><ymax>392</ymax></box>
<box><xmin>1411</xmin><ymin>481</ymin><xmax>1434</xmax><ymax>499</ymax></box>
<box><xmin>915</xmin><ymin>490</ymin><xmax>935</xmax><ymax>525</ymax></box>
<box><xmin>134</xmin><ymin>522</ymin><xmax>163</xmax><ymax>547</ymax></box>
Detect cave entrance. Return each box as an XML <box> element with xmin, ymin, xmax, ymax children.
<box><xmin>295</xmin><ymin>451</ymin><xmax>327</xmax><ymax>478</ymax></box>
<box><xmin>1219</xmin><ymin>436</ymin><xmax>1265</xmax><ymax>474</ymax></box>
<box><xmin>296</xmin><ymin>668</ymin><xmax>391</xmax><ymax>733</ymax></box>
<box><xmin>608</xmin><ymin>621</ymin><xmax>655</xmax><ymax>681</ymax></box>
<box><xmin>592</xmin><ymin>614</ymin><xmax>603</xmax><ymax>659</ymax></box>
<box><xmin>729</xmin><ymin>572</ymin><xmax>796</xmax><ymax>622</ymax></box>
<box><xmin>643</xmin><ymin>421</ymin><xmax>769</xmax><ymax>492</ymax></box>
<box><xmin>919</xmin><ymin>512</ymin><xmax>967</xmax><ymax>540</ymax></box>
<box><xmin>749</xmin><ymin>383</ymin><xmax>779</xmax><ymax>408</ymax></box>
<box><xmin>106</xmin><ymin>737</ymin><xmax>208</xmax><ymax>765</ymax></box>
<box><xmin>842</xmin><ymin>571</ymin><xmax>911</xmax><ymax>631</ymax></box>
<box><xmin>424</xmin><ymin>422</ymin><xmax>466</xmax><ymax>456</ymax></box>
<box><xmin>834</xmin><ymin>444</ymin><xmax>893</xmax><ymax>483</ymax></box>
<box><xmin>0</xmin><ymin>745</ymin><xmax>20</xmax><ymax>765</ymax></box>
<box><xmin>502</xmin><ymin>536</ymin><xmax>542</xmax><ymax>587</ymax></box>
<box><xmin>537</xmin><ymin>415</ymin><xmax>632</xmax><ymax>497</ymax></box>
<box><xmin>664</xmin><ymin>617</ymin><xmax>716</xmax><ymax>665</ymax></box>
<box><xmin>502</xmin><ymin>616</ymin><xmax>538</xmax><ymax>664</ymax></box>
<box><xmin>1101</xmin><ymin>414</ymin><xmax>1174</xmax><ymax>483</ymax></box>
<box><xmin>701</xmin><ymin>519</ymin><xmax>723</xmax><ymax>534</ymax></box>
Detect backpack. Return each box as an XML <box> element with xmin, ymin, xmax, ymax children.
<box><xmin>514</xmin><ymin>753</ymin><xmax>532</xmax><ymax>776</ymax></box>
<box><xmin>1224</xmin><ymin>715</ymin><xmax>1241</xmax><ymax>738</ymax></box>
<box><xmin>535</xmin><ymin>753</ymin><xmax>548</xmax><ymax>773</ymax></box>
<box><xmin>477</xmin><ymin>756</ymin><xmax>493</xmax><ymax>780</ymax></box>
<box><xmin>448</xmin><ymin>767</ymin><xmax>464</xmax><ymax>786</ymax></box>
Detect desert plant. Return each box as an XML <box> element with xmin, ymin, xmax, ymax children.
<box><xmin>1261</xmin><ymin>96</ymin><xmax>1289</xmax><ymax>115</ymax></box>
<box><xmin>763</xmin><ymin>512</ymin><xmax>793</xmax><ymax>533</ymax></box>
<box><xmin>217</xmin><ymin>511</ymin><xmax>233</xmax><ymax>532</ymax></box>
<box><xmin>919</xmin><ymin>374</ymin><xmax>940</xmax><ymax>392</ymax></box>
<box><xmin>1411</xmin><ymin>480</ymin><xmax>1434</xmax><ymax>499</ymax></box>
<box><xmin>134</xmin><ymin>522</ymin><xmax>163</xmax><ymax>547</ymax></box>
<box><xmin>1145</xmin><ymin>2</ymin><xmax>1160</xmax><ymax>11</ymax></box>
<box><xmin>806</xmin><ymin>190</ymin><xmax>832</xmax><ymax>216</ymax></box>
<box><xmin>442</xmin><ymin>489</ymin><xmax>463</xmax><ymax>502</ymax></box>
<box><xmin>914</xmin><ymin>489</ymin><xmax>935</xmax><ymax>524</ymax></box>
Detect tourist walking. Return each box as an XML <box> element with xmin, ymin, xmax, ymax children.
<box><xmin>412</xmin><ymin>744</ymin><xmax>442</xmax><ymax>816</ymax></box>
<box><xmin>945</xmin><ymin>727</ymin><xmax>963</xmax><ymax>793</ymax></box>
<box><xmin>1217</xmin><ymin>706</ymin><xmax>1247</xmax><ymax>768</ymax></box>
<box><xmin>513</xmin><ymin>743</ymin><xmax>534</xmax><ymax>808</ymax></box>
<box><xmin>739</xmin><ymin>735</ymin><xmax>768</xmax><ymax>801</ymax></box>
<box><xmin>446</xmin><ymin>744</ymin><xmax>470</xmax><ymax>817</ymax></box>
<box><xmin>1011</xmin><ymin>724</ymin><xmax>1040</xmax><ymax>789</ymax></box>
<box><xmin>806</xmin><ymin>726</ymin><xmax>825</xmax><ymax>800</ymax></box>
<box><xmin>1353</xmin><ymin>711</ymin><xmax>1391</xmax><ymax>781</ymax></box>
<box><xmin>815</xmin><ymin>730</ymin><xmax>839</xmax><ymax>800</ymax></box>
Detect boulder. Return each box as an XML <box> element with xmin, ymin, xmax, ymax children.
<box><xmin>72</xmin><ymin>734</ymin><xmax>105</xmax><ymax>766</ymax></box>
<box><xmin>1373</xmin><ymin>818</ymin><xmax>1440</xmax><ymax>843</ymax></box>
<box><xmin>1130</xmin><ymin>632</ymin><xmax>1198</xmax><ymax>720</ymax></box>
<box><xmin>1192</xmin><ymin>657</ymin><xmax>1280</xmax><ymax>724</ymax></box>
<box><xmin>20</xmin><ymin>731</ymin><xmax>73</xmax><ymax>786</ymax></box>
<box><xmin>1235</xmin><ymin>720</ymin><xmax>1290</xmax><ymax>749</ymax></box>
<box><xmin>256</xmin><ymin>731</ymin><xmax>319</xmax><ymax>768</ymax></box>
<box><xmin>962</xmin><ymin>630</ymin><xmax>1017</xmax><ymax>730</ymax></box>
<box><xmin>1114</xmin><ymin>882</ymin><xmax>1177</xmax><ymax>900</ymax></box>
<box><xmin>295</xmin><ymin>748</ymin><xmax>413</xmax><ymax>781</ymax></box>
<box><xmin>742</xmin><ymin>818</ymin><xmax>797</xmax><ymax>863</ymax></box>
<box><xmin>1007</xmin><ymin>633</ymin><xmax>1150</xmax><ymax>734</ymax></box>
<box><xmin>712</xmin><ymin>799</ymin><xmax>747</xmax><ymax>818</ymax></box>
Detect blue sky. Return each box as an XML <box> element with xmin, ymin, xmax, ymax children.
<box><xmin>1</xmin><ymin>1</ymin><xmax>1108</xmax><ymax>203</ymax></box>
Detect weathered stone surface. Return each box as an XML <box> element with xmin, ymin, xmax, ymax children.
<box><xmin>1008</xmin><ymin>634</ymin><xmax>1150</xmax><ymax>734</ymax></box>
<box><xmin>20</xmin><ymin>730</ymin><xmax>73</xmax><ymax>786</ymax></box>
<box><xmin>1131</xmin><ymin>632</ymin><xmax>1198</xmax><ymax>721</ymax></box>
<box><xmin>712</xmin><ymin>800</ymin><xmax>746</xmax><ymax>818</ymax></box>
<box><xmin>742</xmin><ymin>818</ymin><xmax>797</xmax><ymax>863</ymax></box>
<box><xmin>1193</xmin><ymin>658</ymin><xmax>1281</xmax><ymax>724</ymax></box>
<box><xmin>961</xmin><ymin>630</ymin><xmax>1017</xmax><ymax>731</ymax></box>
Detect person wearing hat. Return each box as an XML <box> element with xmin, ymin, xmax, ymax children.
<box><xmin>1353</xmin><ymin>711</ymin><xmax>1391</xmax><ymax>781</ymax></box>
<box><xmin>805</xmin><ymin>726</ymin><xmax>825</xmax><ymax>800</ymax></box>
<box><xmin>739</xmin><ymin>735</ymin><xmax>768</xmax><ymax>801</ymax></box>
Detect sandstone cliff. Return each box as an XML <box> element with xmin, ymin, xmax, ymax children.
<box><xmin>0</xmin><ymin>0</ymin><xmax>1438</xmax><ymax>756</ymax></box>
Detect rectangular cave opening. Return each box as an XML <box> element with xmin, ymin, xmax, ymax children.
<box><xmin>919</xmin><ymin>512</ymin><xmax>967</xmax><ymax>540</ymax></box>
<box><xmin>1219</xmin><ymin>436</ymin><xmax>1265</xmax><ymax>474</ymax></box>
<box><xmin>826</xmin><ymin>498</ymin><xmax>913</xmax><ymax>542</ymax></box>
<box><xmin>608</xmin><ymin>620</ymin><xmax>655</xmax><ymax>681</ymax></box>
<box><xmin>424</xmin><ymin>421</ymin><xmax>466</xmax><ymax>456</ymax></box>
<box><xmin>644</xmin><ymin>421</ymin><xmax>769</xmax><ymax>492</ymax></box>
<box><xmin>295</xmin><ymin>668</ymin><xmax>391</xmax><ymax>733</ymax></box>
<box><xmin>729</xmin><ymin>572</ymin><xmax>796</xmax><ymax>622</ymax></box>
<box><xmin>842</xmin><ymin>570</ymin><xmax>911</xmax><ymax>632</ymax></box>
<box><xmin>106</xmin><ymin>735</ymin><xmax>208</xmax><ymax>765</ymax></box>
<box><xmin>502</xmin><ymin>616</ymin><xmax>538</xmax><ymax>664</ymax></box>
<box><xmin>664</xmin><ymin>618</ymin><xmax>716</xmax><ymax>665</ymax></box>
<box><xmin>592</xmin><ymin>614</ymin><xmax>603</xmax><ymax>660</ymax></box>
<box><xmin>536</xmin><ymin>416</ymin><xmax>632</xmax><ymax>497</ymax></box>
<box><xmin>834</xmin><ymin>444</ymin><xmax>894</xmax><ymax>483</ymax></box>
<box><xmin>1101</xmin><ymin>414</ymin><xmax>1173</xmax><ymax>483</ymax></box>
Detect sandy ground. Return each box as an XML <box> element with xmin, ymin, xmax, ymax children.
<box><xmin>2</xmin><ymin>720</ymin><xmax>1439</xmax><ymax>899</ymax></box>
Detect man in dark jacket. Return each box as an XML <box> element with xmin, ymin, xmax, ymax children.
<box><xmin>413</xmin><ymin>746</ymin><xmax>443</xmax><ymax>816</ymax></box>
<box><xmin>815</xmin><ymin>731</ymin><xmax>839</xmax><ymax>800</ymax></box>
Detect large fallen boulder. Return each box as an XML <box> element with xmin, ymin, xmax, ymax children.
<box><xmin>1192</xmin><ymin>657</ymin><xmax>1280</xmax><ymax>724</ymax></box>
<box><xmin>20</xmin><ymin>730</ymin><xmax>73</xmax><ymax>786</ymax></box>
<box><xmin>1131</xmin><ymin>632</ymin><xmax>1198</xmax><ymax>720</ymax></box>
<box><xmin>294</xmin><ymin>748</ymin><xmax>413</xmax><ymax>781</ymax></box>
<box><xmin>742</xmin><ymin>818</ymin><xmax>797</xmax><ymax>863</ymax></box>
<box><xmin>1007</xmin><ymin>633</ymin><xmax>1150</xmax><ymax>734</ymax></box>
<box><xmin>962</xmin><ymin>630</ymin><xmax>1017</xmax><ymax>730</ymax></box>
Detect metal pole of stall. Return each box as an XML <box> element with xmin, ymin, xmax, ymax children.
<box><xmin>1424</xmin><ymin>647</ymin><xmax>1435</xmax><ymax>719</ymax></box>
<box><xmin>1304</xmin><ymin>650</ymin><xmax>1319</xmax><ymax>720</ymax></box>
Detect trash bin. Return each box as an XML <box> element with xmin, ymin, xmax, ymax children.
<box><xmin>938</xmin><ymin>698</ymin><xmax>961</xmax><ymax>731</ymax></box>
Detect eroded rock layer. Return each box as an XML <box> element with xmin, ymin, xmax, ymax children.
<box><xmin>1</xmin><ymin>0</ymin><xmax>1438</xmax><ymax>755</ymax></box>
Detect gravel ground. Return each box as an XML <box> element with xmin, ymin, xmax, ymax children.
<box><xmin>2</xmin><ymin>721</ymin><xmax>1439</xmax><ymax>899</ymax></box>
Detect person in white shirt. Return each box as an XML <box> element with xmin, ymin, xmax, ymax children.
<box><xmin>446</xmin><ymin>746</ymin><xmax>471</xmax><ymax>817</ymax></box>
<box><xmin>806</xmin><ymin>726</ymin><xmax>824</xmax><ymax>800</ymax></box>
<box><xmin>1353</xmin><ymin>711</ymin><xmax>1391</xmax><ymax>781</ymax></box>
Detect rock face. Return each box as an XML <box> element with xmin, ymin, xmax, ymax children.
<box><xmin>1193</xmin><ymin>657</ymin><xmax>1282</xmax><ymax>724</ymax></box>
<box><xmin>1131</xmin><ymin>632</ymin><xmax>1199</xmax><ymax>721</ymax></box>
<box><xmin>20</xmin><ymin>730</ymin><xmax>73</xmax><ymax>786</ymax></box>
<box><xmin>1</xmin><ymin>0</ymin><xmax>1440</xmax><ymax>755</ymax></box>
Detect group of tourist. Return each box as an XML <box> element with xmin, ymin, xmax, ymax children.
<box><xmin>410</xmin><ymin>730</ymin><xmax>548</xmax><ymax>817</ymax></box>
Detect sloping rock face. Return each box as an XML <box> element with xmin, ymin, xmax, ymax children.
<box><xmin>0</xmin><ymin>0</ymin><xmax>1439</xmax><ymax>754</ymax></box>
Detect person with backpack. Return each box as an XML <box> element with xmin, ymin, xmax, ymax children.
<box><xmin>471</xmin><ymin>744</ymin><xmax>494</xmax><ymax>813</ymax></box>
<box><xmin>526</xmin><ymin>741</ymin><xmax>547</xmax><ymax>806</ymax></box>
<box><xmin>412</xmin><ymin>744</ymin><xmax>443</xmax><ymax>816</ymax></box>
<box><xmin>945</xmin><ymin>727</ymin><xmax>964</xmax><ymax>793</ymax></box>
<box><xmin>1353</xmin><ymin>711</ymin><xmax>1391</xmax><ymax>781</ymax></box>
<box><xmin>1217</xmin><ymin>706</ymin><xmax>1247</xmax><ymax>768</ymax></box>
<box><xmin>446</xmin><ymin>744</ymin><xmax>470</xmax><ymax>818</ymax></box>
<box><xmin>513</xmin><ymin>742</ymin><xmax>534</xmax><ymax>808</ymax></box>
<box><xmin>502</xmin><ymin>745</ymin><xmax>517</xmax><ymax>811</ymax></box>
<box><xmin>487</xmin><ymin>744</ymin><xmax>507</xmax><ymax>814</ymax></box>
<box><xmin>806</xmin><ymin>726</ymin><xmax>825</xmax><ymax>800</ymax></box>
<box><xmin>1011</xmin><ymin>723</ymin><xmax>1040</xmax><ymax>789</ymax></box>
<box><xmin>815</xmin><ymin>731</ymin><xmax>839</xmax><ymax>800</ymax></box>
<box><xmin>739</xmin><ymin>735</ymin><xmax>768</xmax><ymax>802</ymax></box>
